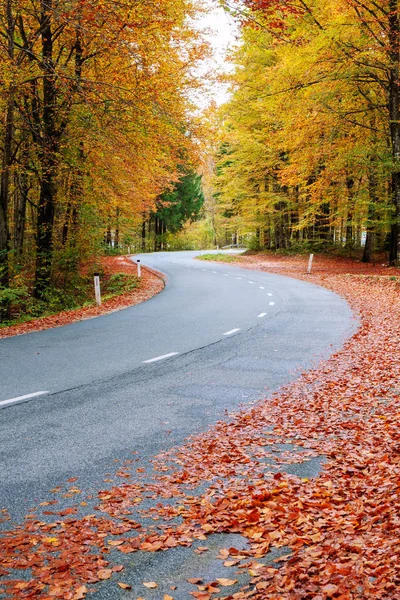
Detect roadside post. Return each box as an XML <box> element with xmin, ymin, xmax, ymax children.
<box><xmin>307</xmin><ymin>254</ymin><xmax>314</xmax><ymax>274</ymax></box>
<box><xmin>137</xmin><ymin>259</ymin><xmax>141</xmax><ymax>278</ymax></box>
<box><xmin>94</xmin><ymin>273</ymin><xmax>102</xmax><ymax>306</ymax></box>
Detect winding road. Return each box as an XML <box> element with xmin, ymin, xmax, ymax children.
<box><xmin>0</xmin><ymin>250</ymin><xmax>356</xmax><ymax>595</ymax></box>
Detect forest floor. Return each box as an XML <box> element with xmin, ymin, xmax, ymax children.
<box><xmin>0</xmin><ymin>256</ymin><xmax>164</xmax><ymax>339</ymax></box>
<box><xmin>0</xmin><ymin>253</ymin><xmax>399</xmax><ymax>599</ymax></box>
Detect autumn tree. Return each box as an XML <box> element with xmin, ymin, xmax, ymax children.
<box><xmin>0</xmin><ymin>0</ymin><xmax>208</xmax><ymax>310</ymax></box>
<box><xmin>214</xmin><ymin>0</ymin><xmax>398</xmax><ymax>261</ymax></box>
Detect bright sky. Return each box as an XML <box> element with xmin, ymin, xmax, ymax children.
<box><xmin>194</xmin><ymin>2</ymin><xmax>239</xmax><ymax>107</ymax></box>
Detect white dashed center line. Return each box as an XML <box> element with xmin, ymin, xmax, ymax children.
<box><xmin>268</xmin><ymin>293</ymin><xmax>273</xmax><ymax>297</ymax></box>
<box><xmin>269</xmin><ymin>302</ymin><xmax>275</xmax><ymax>306</ymax></box>
<box><xmin>237</xmin><ymin>277</ymin><xmax>242</xmax><ymax>280</ymax></box>
<box><xmin>258</xmin><ymin>313</ymin><xmax>267</xmax><ymax>318</ymax></box>
<box><xmin>143</xmin><ymin>352</ymin><xmax>179</xmax><ymax>364</ymax></box>
<box><xmin>248</xmin><ymin>281</ymin><xmax>254</xmax><ymax>284</ymax></box>
<box><xmin>0</xmin><ymin>391</ymin><xmax>50</xmax><ymax>409</ymax></box>
<box><xmin>259</xmin><ymin>286</ymin><xmax>265</xmax><ymax>290</ymax></box>
<box><xmin>223</xmin><ymin>328</ymin><xmax>241</xmax><ymax>336</ymax></box>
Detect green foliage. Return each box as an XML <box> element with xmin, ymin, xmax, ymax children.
<box><xmin>0</xmin><ymin>286</ymin><xmax>29</xmax><ymax>320</ymax></box>
<box><xmin>103</xmin><ymin>273</ymin><xmax>138</xmax><ymax>296</ymax></box>
<box><xmin>0</xmin><ymin>271</ymin><xmax>138</xmax><ymax>327</ymax></box>
<box><xmin>198</xmin><ymin>253</ymin><xmax>244</xmax><ymax>263</ymax></box>
<box><xmin>102</xmin><ymin>245</ymin><xmax>126</xmax><ymax>257</ymax></box>
<box><xmin>166</xmin><ymin>218</ymin><xmax>216</xmax><ymax>250</ymax></box>
<box><xmin>156</xmin><ymin>170</ymin><xmax>205</xmax><ymax>234</ymax></box>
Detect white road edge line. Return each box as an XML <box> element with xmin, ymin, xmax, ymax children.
<box><xmin>258</xmin><ymin>313</ymin><xmax>267</xmax><ymax>318</ymax></box>
<box><xmin>143</xmin><ymin>352</ymin><xmax>179</xmax><ymax>364</ymax></box>
<box><xmin>0</xmin><ymin>391</ymin><xmax>50</xmax><ymax>409</ymax></box>
<box><xmin>223</xmin><ymin>328</ymin><xmax>241</xmax><ymax>336</ymax></box>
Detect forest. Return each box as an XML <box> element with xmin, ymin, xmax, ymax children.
<box><xmin>0</xmin><ymin>0</ymin><xmax>207</xmax><ymax>319</ymax></box>
<box><xmin>213</xmin><ymin>0</ymin><xmax>400</xmax><ymax>263</ymax></box>
<box><xmin>0</xmin><ymin>0</ymin><xmax>399</xmax><ymax>321</ymax></box>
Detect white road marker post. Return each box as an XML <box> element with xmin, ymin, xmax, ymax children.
<box><xmin>94</xmin><ymin>272</ymin><xmax>101</xmax><ymax>306</ymax></box>
<box><xmin>307</xmin><ymin>253</ymin><xmax>314</xmax><ymax>274</ymax></box>
<box><xmin>137</xmin><ymin>259</ymin><xmax>141</xmax><ymax>278</ymax></box>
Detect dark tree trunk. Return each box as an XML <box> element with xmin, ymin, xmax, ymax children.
<box><xmin>141</xmin><ymin>218</ymin><xmax>146</xmax><ymax>251</ymax></box>
<box><xmin>0</xmin><ymin>0</ymin><xmax>15</xmax><ymax>290</ymax></box>
<box><xmin>35</xmin><ymin>0</ymin><xmax>58</xmax><ymax>297</ymax></box>
<box><xmin>162</xmin><ymin>219</ymin><xmax>167</xmax><ymax>249</ymax></box>
<box><xmin>154</xmin><ymin>216</ymin><xmax>162</xmax><ymax>251</ymax></box>
<box><xmin>388</xmin><ymin>0</ymin><xmax>400</xmax><ymax>264</ymax></box>
<box><xmin>14</xmin><ymin>168</ymin><xmax>29</xmax><ymax>255</ymax></box>
<box><xmin>345</xmin><ymin>177</ymin><xmax>355</xmax><ymax>253</ymax></box>
<box><xmin>105</xmin><ymin>225</ymin><xmax>112</xmax><ymax>246</ymax></box>
<box><xmin>362</xmin><ymin>150</ymin><xmax>378</xmax><ymax>263</ymax></box>
<box><xmin>0</xmin><ymin>92</ymin><xmax>13</xmax><ymax>289</ymax></box>
<box><xmin>115</xmin><ymin>208</ymin><xmax>120</xmax><ymax>249</ymax></box>
<box><xmin>63</xmin><ymin>33</ymin><xmax>84</xmax><ymax>251</ymax></box>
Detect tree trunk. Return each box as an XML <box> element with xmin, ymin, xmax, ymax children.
<box><xmin>35</xmin><ymin>0</ymin><xmax>57</xmax><ymax>296</ymax></box>
<box><xmin>0</xmin><ymin>92</ymin><xmax>13</xmax><ymax>289</ymax></box>
<box><xmin>115</xmin><ymin>208</ymin><xmax>120</xmax><ymax>249</ymax></box>
<box><xmin>0</xmin><ymin>0</ymin><xmax>15</xmax><ymax>289</ymax></box>
<box><xmin>14</xmin><ymin>168</ymin><xmax>29</xmax><ymax>255</ymax></box>
<box><xmin>362</xmin><ymin>135</ymin><xmax>378</xmax><ymax>263</ymax></box>
<box><xmin>388</xmin><ymin>0</ymin><xmax>400</xmax><ymax>264</ymax></box>
<box><xmin>141</xmin><ymin>217</ymin><xmax>146</xmax><ymax>251</ymax></box>
<box><xmin>105</xmin><ymin>225</ymin><xmax>112</xmax><ymax>246</ymax></box>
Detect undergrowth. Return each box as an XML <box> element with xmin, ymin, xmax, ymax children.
<box><xmin>197</xmin><ymin>253</ymin><xmax>244</xmax><ymax>263</ymax></box>
<box><xmin>0</xmin><ymin>272</ymin><xmax>139</xmax><ymax>328</ymax></box>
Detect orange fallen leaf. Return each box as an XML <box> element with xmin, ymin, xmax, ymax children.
<box><xmin>117</xmin><ymin>582</ymin><xmax>132</xmax><ymax>590</ymax></box>
<box><xmin>73</xmin><ymin>586</ymin><xmax>87</xmax><ymax>600</ymax></box>
<box><xmin>216</xmin><ymin>578</ymin><xmax>237</xmax><ymax>586</ymax></box>
<box><xmin>108</xmin><ymin>540</ymin><xmax>124</xmax><ymax>546</ymax></box>
<box><xmin>44</xmin><ymin>536</ymin><xmax>59</xmax><ymax>545</ymax></box>
<box><xmin>113</xmin><ymin>565</ymin><xmax>124</xmax><ymax>572</ymax></box>
<box><xmin>98</xmin><ymin>569</ymin><xmax>113</xmax><ymax>580</ymax></box>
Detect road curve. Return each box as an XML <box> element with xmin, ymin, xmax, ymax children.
<box><xmin>0</xmin><ymin>250</ymin><xmax>353</xmax><ymax>402</ymax></box>
<box><xmin>0</xmin><ymin>250</ymin><xmax>356</xmax><ymax>520</ymax></box>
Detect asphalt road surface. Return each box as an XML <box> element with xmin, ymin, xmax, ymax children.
<box><xmin>0</xmin><ymin>250</ymin><xmax>357</xmax><ymax>596</ymax></box>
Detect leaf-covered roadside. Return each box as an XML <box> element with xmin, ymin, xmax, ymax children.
<box><xmin>0</xmin><ymin>257</ymin><xmax>164</xmax><ymax>339</ymax></box>
<box><xmin>0</xmin><ymin>255</ymin><xmax>399</xmax><ymax>599</ymax></box>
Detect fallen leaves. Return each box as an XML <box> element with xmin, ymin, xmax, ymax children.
<box><xmin>215</xmin><ymin>578</ymin><xmax>237</xmax><ymax>586</ymax></box>
<box><xmin>97</xmin><ymin>569</ymin><xmax>112</xmax><ymax>580</ymax></box>
<box><xmin>72</xmin><ymin>586</ymin><xmax>87</xmax><ymax>599</ymax></box>
<box><xmin>117</xmin><ymin>582</ymin><xmax>131</xmax><ymax>590</ymax></box>
<box><xmin>143</xmin><ymin>581</ymin><xmax>158</xmax><ymax>589</ymax></box>
<box><xmin>0</xmin><ymin>254</ymin><xmax>399</xmax><ymax>598</ymax></box>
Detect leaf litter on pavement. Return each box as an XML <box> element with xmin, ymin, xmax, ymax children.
<box><xmin>0</xmin><ymin>254</ymin><xmax>399</xmax><ymax>599</ymax></box>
